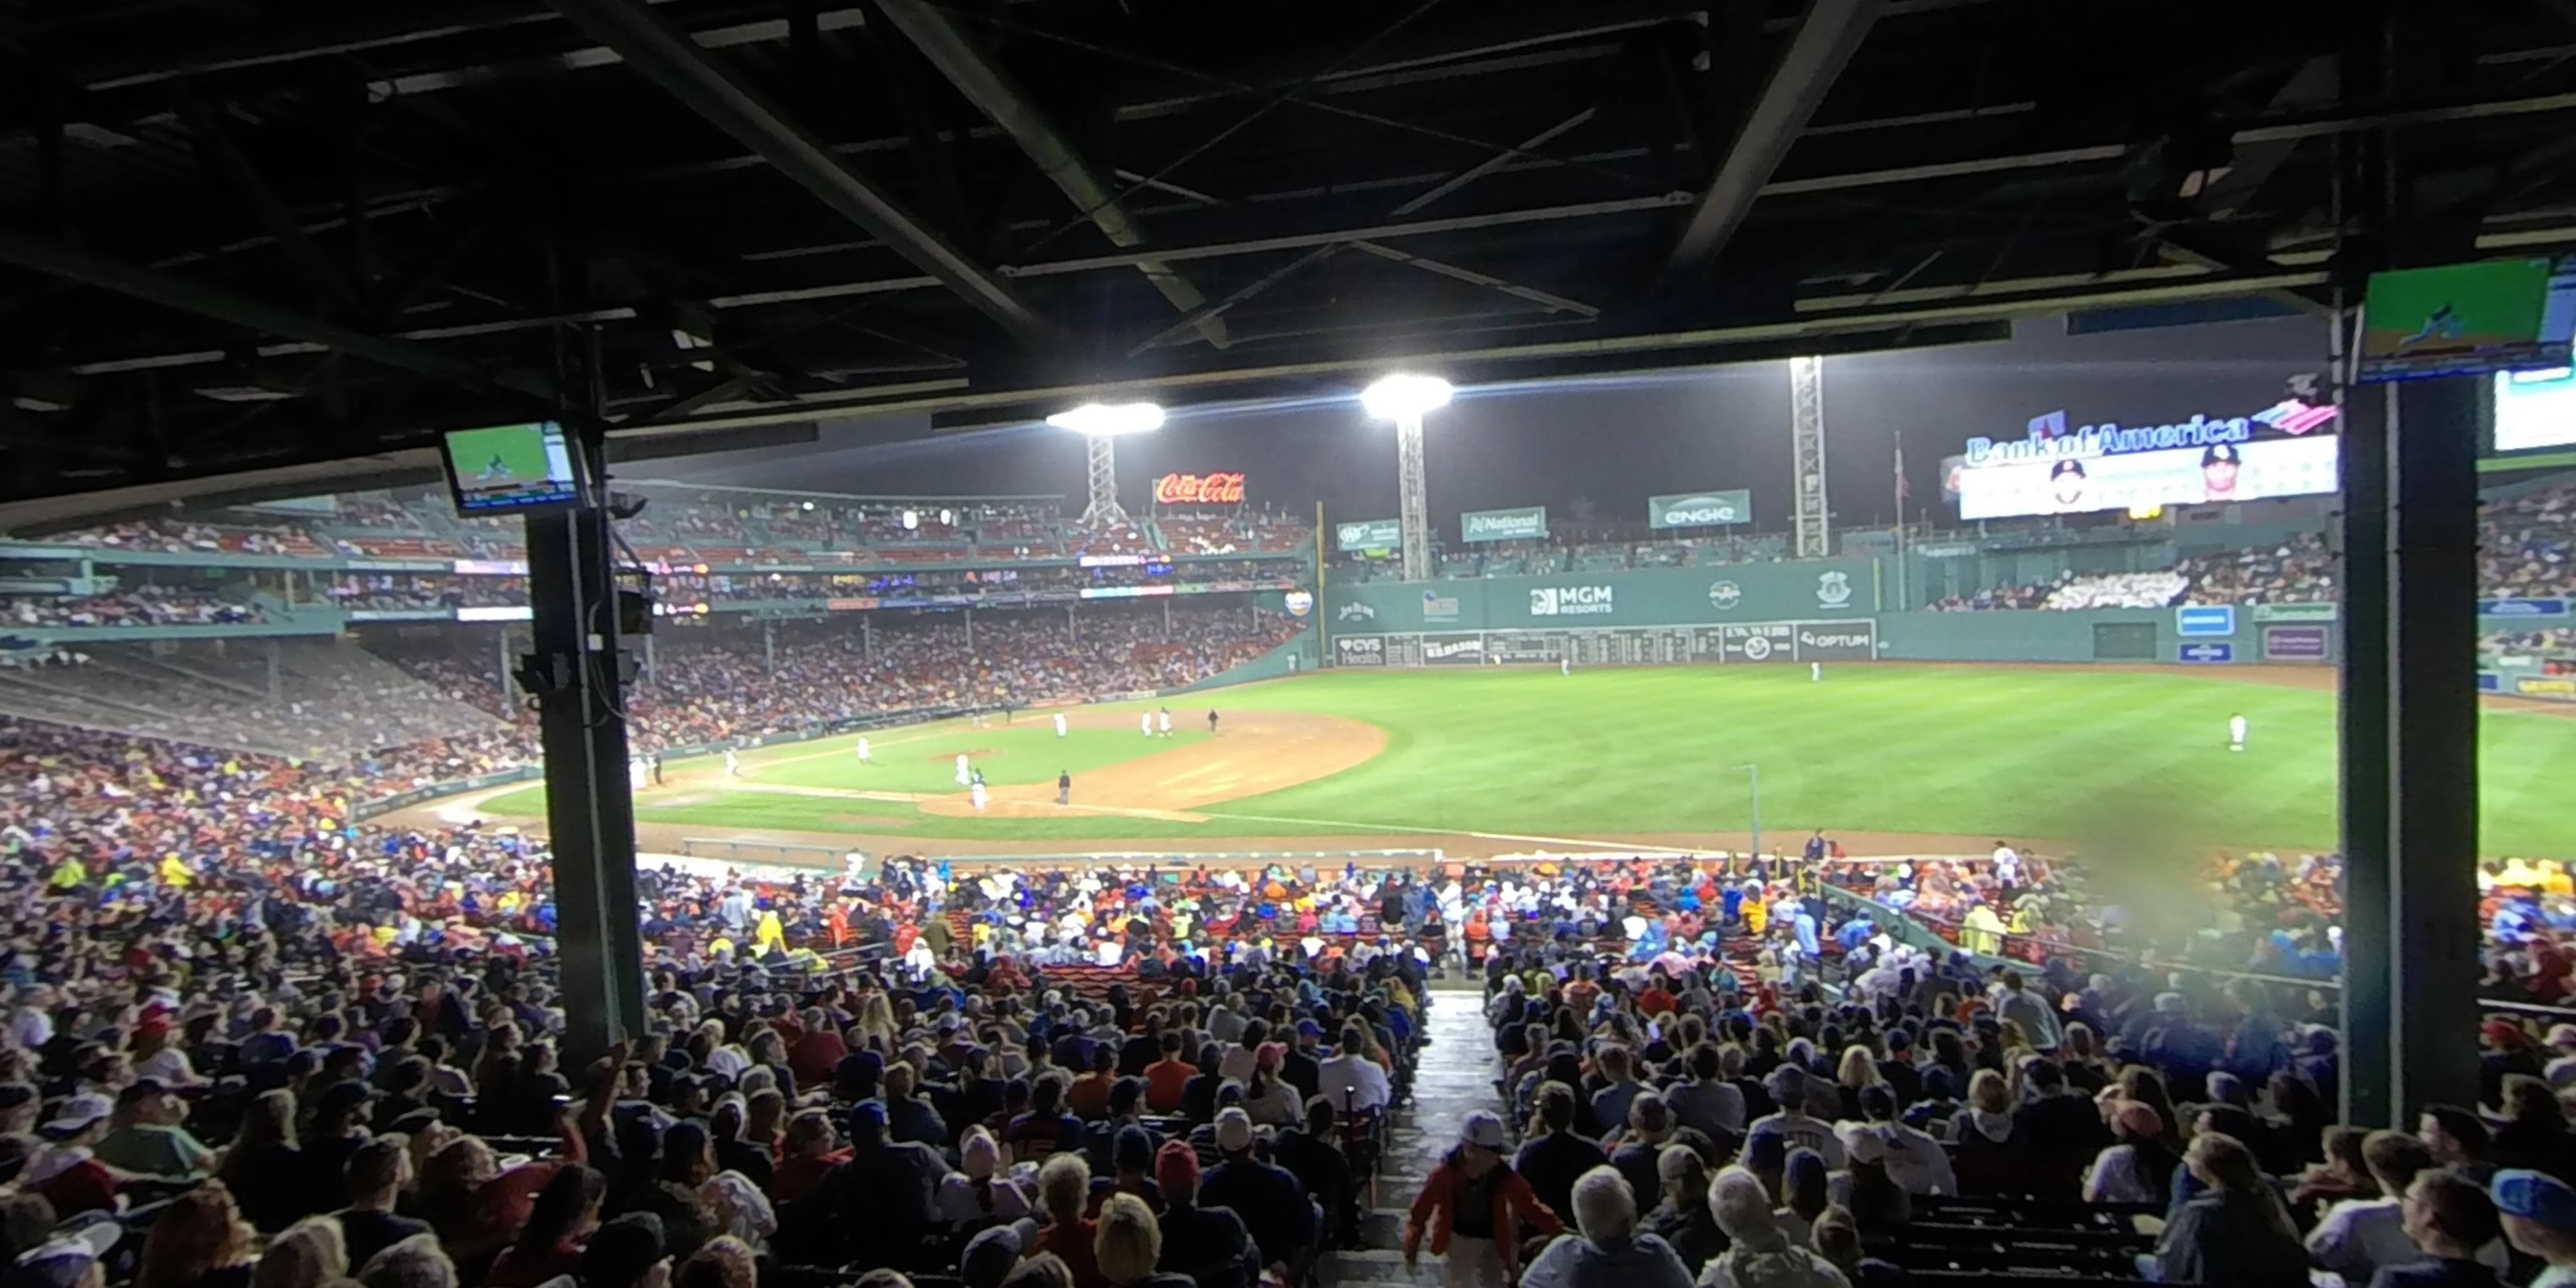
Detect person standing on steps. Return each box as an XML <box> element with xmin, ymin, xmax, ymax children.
<box><xmin>1058</xmin><ymin>770</ymin><xmax>1072</xmax><ymax>808</ymax></box>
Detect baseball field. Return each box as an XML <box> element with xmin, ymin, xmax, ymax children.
<box><xmin>436</xmin><ymin>663</ymin><xmax>2576</xmax><ymax>863</ymax></box>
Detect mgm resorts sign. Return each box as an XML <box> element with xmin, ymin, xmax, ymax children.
<box><xmin>1529</xmin><ymin>586</ymin><xmax>1614</xmax><ymax>617</ymax></box>
<box><xmin>1648</xmin><ymin>489</ymin><xmax>1752</xmax><ymax>529</ymax></box>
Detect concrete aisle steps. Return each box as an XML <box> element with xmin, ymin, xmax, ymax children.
<box><xmin>1323</xmin><ymin>978</ymin><xmax>1495</xmax><ymax>1287</ymax></box>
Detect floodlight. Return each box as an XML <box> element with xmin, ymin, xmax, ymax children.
<box><xmin>902</xmin><ymin>509</ymin><xmax>919</xmax><ymax>530</ymax></box>
<box><xmin>1362</xmin><ymin>374</ymin><xmax>1453</xmax><ymax>421</ymax></box>
<box><xmin>1046</xmin><ymin>402</ymin><xmax>1165</xmax><ymax>436</ymax></box>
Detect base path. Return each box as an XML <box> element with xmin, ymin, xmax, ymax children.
<box><xmin>918</xmin><ymin>710</ymin><xmax>1386</xmax><ymax>821</ymax></box>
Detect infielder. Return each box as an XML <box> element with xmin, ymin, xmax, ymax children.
<box><xmin>723</xmin><ymin>747</ymin><xmax>741</xmax><ymax>777</ymax></box>
<box><xmin>2229</xmin><ymin>712</ymin><xmax>2248</xmax><ymax>752</ymax></box>
<box><xmin>855</xmin><ymin>736</ymin><xmax>871</xmax><ymax>764</ymax></box>
<box><xmin>954</xmin><ymin>752</ymin><xmax>971</xmax><ymax>786</ymax></box>
<box><xmin>1158</xmin><ymin>707</ymin><xmax>1173</xmax><ymax>737</ymax></box>
<box><xmin>1054</xmin><ymin>712</ymin><xmax>1068</xmax><ymax>738</ymax></box>
<box><xmin>969</xmin><ymin>778</ymin><xmax>988</xmax><ymax>812</ymax></box>
<box><xmin>629</xmin><ymin>756</ymin><xmax>649</xmax><ymax>793</ymax></box>
<box><xmin>1141</xmin><ymin>712</ymin><xmax>1153</xmax><ymax>738</ymax></box>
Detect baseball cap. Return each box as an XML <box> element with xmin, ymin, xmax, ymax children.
<box><xmin>114</xmin><ymin>1080</ymin><xmax>172</xmax><ymax>1110</ymax></box>
<box><xmin>316</xmin><ymin>1080</ymin><xmax>377</xmax><ymax>1119</ymax></box>
<box><xmin>580</xmin><ymin>1213</ymin><xmax>667</xmax><ymax>1287</ymax></box>
<box><xmin>39</xmin><ymin>1095</ymin><xmax>110</xmax><ymax>1139</ymax></box>
<box><xmin>1154</xmin><ymin>1138</ymin><xmax>1201</xmax><ymax>1194</ymax></box>
<box><xmin>1458</xmin><ymin>1110</ymin><xmax>1509</xmax><ymax>1151</ymax></box>
<box><xmin>958</xmin><ymin>1226</ymin><xmax>1023</xmax><ymax>1288</ymax></box>
<box><xmin>1213</xmin><ymin>1108</ymin><xmax>1254</xmax><ymax>1153</ymax></box>
<box><xmin>2050</xmin><ymin>458</ymin><xmax>2085</xmax><ymax>480</ymax></box>
<box><xmin>6</xmin><ymin>1218</ymin><xmax>119</xmax><ymax>1288</ymax></box>
<box><xmin>0</xmin><ymin>1084</ymin><xmax>37</xmax><ymax>1114</ymax></box>
<box><xmin>1295</xmin><ymin>1019</ymin><xmax>1324</xmax><ymax>1038</ymax></box>
<box><xmin>2202</xmin><ymin>443</ymin><xmax>2241</xmax><ymax>466</ymax></box>
<box><xmin>2496</xmin><ymin>1169</ymin><xmax>2576</xmax><ymax>1233</ymax></box>
<box><xmin>2113</xmin><ymin>1102</ymin><xmax>2165</xmax><ymax>1141</ymax></box>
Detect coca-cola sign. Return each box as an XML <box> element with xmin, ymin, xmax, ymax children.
<box><xmin>1152</xmin><ymin>472</ymin><xmax>1246</xmax><ymax>505</ymax></box>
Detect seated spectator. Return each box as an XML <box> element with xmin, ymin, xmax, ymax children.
<box><xmin>1319</xmin><ymin>1025</ymin><xmax>1393</xmax><ymax>1114</ymax></box>
<box><xmin>939</xmin><ymin>1127</ymin><xmax>1035</xmax><ymax>1224</ymax></box>
<box><xmin>2084</xmin><ymin>1099</ymin><xmax>2180</xmax><ymax>1205</ymax></box>
<box><xmin>253</xmin><ymin>1218</ymin><xmax>346</xmax><ymax>1288</ymax></box>
<box><xmin>1032</xmin><ymin>1153</ymin><xmax>1102</xmax><ymax>1288</ymax></box>
<box><xmin>2492</xmin><ymin>1169</ymin><xmax>2576</xmax><ymax>1286</ymax></box>
<box><xmin>1742</xmin><ymin>1066</ymin><xmax>1843</xmax><ymax>1169</ymax></box>
<box><xmin>1946</xmin><ymin>1069</ymin><xmax>2018</xmax><ymax>1195</ymax></box>
<box><xmin>1200</xmin><ymin>1108</ymin><xmax>1313</xmax><ymax>1277</ymax></box>
<box><xmin>333</xmin><ymin>1136</ymin><xmax>430</xmax><ymax>1272</ymax></box>
<box><xmin>1839</xmin><ymin>1085</ymin><xmax>1952</xmax><ymax>1197</ymax></box>
<box><xmin>1094</xmin><ymin>1191</ymin><xmax>1194</xmax><ymax>1288</ymax></box>
<box><xmin>93</xmin><ymin>1081</ymin><xmax>210</xmax><ymax>1180</ymax></box>
<box><xmin>1518</xmin><ymin>1164</ymin><xmax>1692</xmax><ymax>1288</ymax></box>
<box><xmin>1518</xmin><ymin>1082</ymin><xmax>1610</xmax><ymax>1225</ymax></box>
<box><xmin>1641</xmin><ymin>1146</ymin><xmax>1724</xmax><ymax>1276</ymax></box>
<box><xmin>2151</xmin><ymin>1133</ymin><xmax>2307</xmax><ymax>1288</ymax></box>
<box><xmin>1701</xmin><ymin>1165</ymin><xmax>1844</xmax><ymax>1288</ymax></box>
<box><xmin>486</xmin><ymin>1166</ymin><xmax>603</xmax><ymax>1287</ymax></box>
<box><xmin>1153</xmin><ymin>1140</ymin><xmax>1257</xmax><ymax>1288</ymax></box>
<box><xmin>136</xmin><ymin>1181</ymin><xmax>258</xmax><ymax>1288</ymax></box>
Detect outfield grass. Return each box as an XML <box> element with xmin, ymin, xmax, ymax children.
<box><xmin>475</xmin><ymin>667</ymin><xmax>2576</xmax><ymax>854</ymax></box>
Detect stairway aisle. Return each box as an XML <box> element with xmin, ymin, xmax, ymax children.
<box><xmin>1325</xmin><ymin>980</ymin><xmax>1496</xmax><ymax>1286</ymax></box>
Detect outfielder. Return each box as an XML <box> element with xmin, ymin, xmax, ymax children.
<box><xmin>954</xmin><ymin>752</ymin><xmax>971</xmax><ymax>786</ymax></box>
<box><xmin>855</xmin><ymin>736</ymin><xmax>871</xmax><ymax>764</ymax></box>
<box><xmin>1054</xmin><ymin>712</ymin><xmax>1068</xmax><ymax>738</ymax></box>
<box><xmin>2229</xmin><ymin>712</ymin><xmax>2248</xmax><ymax>752</ymax></box>
<box><xmin>723</xmin><ymin>747</ymin><xmax>741</xmax><ymax>777</ymax></box>
<box><xmin>1560</xmin><ymin>656</ymin><xmax>1571</xmax><ymax>677</ymax></box>
<box><xmin>1158</xmin><ymin>707</ymin><xmax>1173</xmax><ymax>737</ymax></box>
<box><xmin>1141</xmin><ymin>711</ymin><xmax>1153</xmax><ymax>738</ymax></box>
<box><xmin>1811</xmin><ymin>661</ymin><xmax>1822</xmax><ymax>682</ymax></box>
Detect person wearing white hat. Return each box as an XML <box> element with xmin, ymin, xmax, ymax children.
<box><xmin>4</xmin><ymin>1217</ymin><xmax>119</xmax><ymax>1288</ymax></box>
<box><xmin>1404</xmin><ymin>1109</ymin><xmax>1560</xmax><ymax>1286</ymax></box>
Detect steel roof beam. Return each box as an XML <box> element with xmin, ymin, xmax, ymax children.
<box><xmin>542</xmin><ymin>0</ymin><xmax>1057</xmax><ymax>347</ymax></box>
<box><xmin>0</xmin><ymin>227</ymin><xmax>554</xmax><ymax>402</ymax></box>
<box><xmin>873</xmin><ymin>0</ymin><xmax>1230</xmax><ymax>350</ymax></box>
<box><xmin>1667</xmin><ymin>0</ymin><xmax>1886</xmax><ymax>275</ymax></box>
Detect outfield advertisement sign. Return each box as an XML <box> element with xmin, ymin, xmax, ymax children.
<box><xmin>1647</xmin><ymin>490</ymin><xmax>1752</xmax><ymax>529</ymax></box>
<box><xmin>1421</xmin><ymin>636</ymin><xmax>1486</xmax><ymax>664</ymax></box>
<box><xmin>1529</xmin><ymin>586</ymin><xmax>1614</xmax><ymax>617</ymax></box>
<box><xmin>2175</xmin><ymin>605</ymin><xmax>2236</xmax><ymax>636</ymax></box>
<box><xmin>1954</xmin><ymin>402</ymin><xmax>2341</xmax><ymax>519</ymax></box>
<box><xmin>1335</xmin><ymin>519</ymin><xmax>1402</xmax><ymax>552</ymax></box>
<box><xmin>2264</xmin><ymin>625</ymin><xmax>2331</xmax><ymax>660</ymax></box>
<box><xmin>2251</xmin><ymin>602</ymin><xmax>2337</xmax><ymax>623</ymax></box>
<box><xmin>1333</xmin><ymin>636</ymin><xmax>1385</xmax><ymax>667</ymax></box>
<box><xmin>2518</xmin><ymin>676</ymin><xmax>2576</xmax><ymax>699</ymax></box>
<box><xmin>2178</xmin><ymin>641</ymin><xmax>2235</xmax><ymax>663</ymax></box>
<box><xmin>2481</xmin><ymin>597</ymin><xmax>2570</xmax><ymax>617</ymax></box>
<box><xmin>1461</xmin><ymin>506</ymin><xmax>1546</xmax><ymax>543</ymax></box>
<box><xmin>1796</xmin><ymin>625</ymin><xmax>1879</xmax><ymax>661</ymax></box>
<box><xmin>1715</xmin><ymin>623</ymin><xmax>1796</xmax><ymax>663</ymax></box>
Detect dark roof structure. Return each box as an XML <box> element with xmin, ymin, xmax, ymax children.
<box><xmin>2</xmin><ymin>0</ymin><xmax>2573</xmax><ymax>509</ymax></box>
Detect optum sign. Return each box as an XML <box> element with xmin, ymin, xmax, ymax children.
<box><xmin>1649</xmin><ymin>489</ymin><xmax>1752</xmax><ymax>529</ymax></box>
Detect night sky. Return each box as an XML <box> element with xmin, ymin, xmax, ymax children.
<box><xmin>643</xmin><ymin>314</ymin><xmax>2334</xmax><ymax>534</ymax></box>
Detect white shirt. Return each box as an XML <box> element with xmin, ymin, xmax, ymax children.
<box><xmin>1837</xmin><ymin>1120</ymin><xmax>1954</xmax><ymax>1195</ymax></box>
<box><xmin>2230</xmin><ymin>716</ymin><xmax>2249</xmax><ymax>739</ymax></box>
<box><xmin>2307</xmin><ymin>1196</ymin><xmax>2507</xmax><ymax>1286</ymax></box>
<box><xmin>1318</xmin><ymin>1052</ymin><xmax>1392</xmax><ymax>1113</ymax></box>
<box><xmin>1740</xmin><ymin>1110</ymin><xmax>1846</xmax><ymax>1168</ymax></box>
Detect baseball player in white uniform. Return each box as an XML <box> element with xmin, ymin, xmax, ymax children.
<box><xmin>1158</xmin><ymin>708</ymin><xmax>1172</xmax><ymax>737</ymax></box>
<box><xmin>1141</xmin><ymin>712</ymin><xmax>1153</xmax><ymax>738</ymax></box>
<box><xmin>629</xmin><ymin>756</ymin><xmax>649</xmax><ymax>792</ymax></box>
<box><xmin>2229</xmin><ymin>712</ymin><xmax>2248</xmax><ymax>752</ymax></box>
<box><xmin>723</xmin><ymin>747</ymin><xmax>741</xmax><ymax>777</ymax></box>
<box><xmin>954</xmin><ymin>752</ymin><xmax>971</xmax><ymax>786</ymax></box>
<box><xmin>969</xmin><ymin>779</ymin><xmax>988</xmax><ymax>812</ymax></box>
<box><xmin>855</xmin><ymin>736</ymin><xmax>871</xmax><ymax>764</ymax></box>
<box><xmin>1811</xmin><ymin>661</ymin><xmax>1822</xmax><ymax>682</ymax></box>
<box><xmin>1054</xmin><ymin>712</ymin><xmax>1068</xmax><ymax>737</ymax></box>
<box><xmin>1560</xmin><ymin>657</ymin><xmax>1570</xmax><ymax>677</ymax></box>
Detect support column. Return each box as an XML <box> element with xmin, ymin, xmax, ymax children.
<box><xmin>494</xmin><ymin>631</ymin><xmax>514</xmax><ymax>708</ymax></box>
<box><xmin>965</xmin><ymin>607</ymin><xmax>974</xmax><ymax>652</ymax></box>
<box><xmin>1162</xmin><ymin>599</ymin><xmax>1172</xmax><ymax>638</ymax></box>
<box><xmin>863</xmin><ymin>614</ymin><xmax>874</xmax><ymax>658</ymax></box>
<box><xmin>1789</xmin><ymin>356</ymin><xmax>1829</xmax><ymax>559</ymax></box>
<box><xmin>265</xmin><ymin>640</ymin><xmax>281</xmax><ymax>704</ymax></box>
<box><xmin>2340</xmin><ymin>380</ymin><xmax>2396</xmax><ymax>1126</ymax></box>
<box><xmin>2387</xmin><ymin>375</ymin><xmax>2482</xmax><ymax>1118</ymax></box>
<box><xmin>525</xmin><ymin>496</ymin><xmax>645</xmax><ymax>1067</ymax></box>
<box><xmin>763</xmin><ymin>620</ymin><xmax>775</xmax><ymax>670</ymax></box>
<box><xmin>1067</xmin><ymin>605</ymin><xmax>1078</xmax><ymax>646</ymax></box>
<box><xmin>1396</xmin><ymin>416</ymin><xmax>1430</xmax><ymax>581</ymax></box>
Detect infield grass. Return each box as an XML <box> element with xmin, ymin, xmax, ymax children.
<box><xmin>476</xmin><ymin>666</ymin><xmax>2576</xmax><ymax>855</ymax></box>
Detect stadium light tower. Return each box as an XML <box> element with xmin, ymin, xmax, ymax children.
<box><xmin>1362</xmin><ymin>374</ymin><xmax>1453</xmax><ymax>582</ymax></box>
<box><xmin>1047</xmin><ymin>401</ymin><xmax>1164</xmax><ymax>526</ymax></box>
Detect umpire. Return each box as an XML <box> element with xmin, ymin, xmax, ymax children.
<box><xmin>1058</xmin><ymin>769</ymin><xmax>1072</xmax><ymax>807</ymax></box>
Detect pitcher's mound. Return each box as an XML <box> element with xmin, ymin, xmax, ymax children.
<box><xmin>916</xmin><ymin>711</ymin><xmax>1385</xmax><ymax>823</ymax></box>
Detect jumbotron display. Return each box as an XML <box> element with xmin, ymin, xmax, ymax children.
<box><xmin>1955</xmin><ymin>403</ymin><xmax>2341</xmax><ymax>519</ymax></box>
<box><xmin>2496</xmin><ymin>366</ymin><xmax>2576</xmax><ymax>452</ymax></box>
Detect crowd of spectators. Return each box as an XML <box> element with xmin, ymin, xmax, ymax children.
<box><xmin>1</xmin><ymin>588</ymin><xmax>264</xmax><ymax>630</ymax></box>
<box><xmin>2486</xmin><ymin>481</ymin><xmax>2576</xmax><ymax>602</ymax></box>
<box><xmin>2179</xmin><ymin>534</ymin><xmax>2338</xmax><ymax>606</ymax></box>
<box><xmin>0</xmin><ymin>702</ymin><xmax>1441</xmax><ymax>1288</ymax></box>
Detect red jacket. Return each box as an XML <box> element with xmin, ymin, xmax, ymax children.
<box><xmin>1402</xmin><ymin>1160</ymin><xmax>1561</xmax><ymax>1272</ymax></box>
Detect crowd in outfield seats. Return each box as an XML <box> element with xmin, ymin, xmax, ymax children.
<box><xmin>0</xmin><ymin>589</ymin><xmax>264</xmax><ymax>630</ymax></box>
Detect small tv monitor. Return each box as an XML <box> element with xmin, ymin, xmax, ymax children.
<box><xmin>441</xmin><ymin>421</ymin><xmax>583</xmax><ymax>515</ymax></box>
<box><xmin>2357</xmin><ymin>258</ymin><xmax>2573</xmax><ymax>383</ymax></box>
